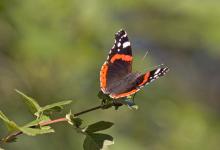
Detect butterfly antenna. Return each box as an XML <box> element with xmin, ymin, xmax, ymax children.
<box><xmin>141</xmin><ymin>49</ymin><xmax>150</xmax><ymax>61</ymax></box>
<box><xmin>140</xmin><ymin>50</ymin><xmax>150</xmax><ymax>72</ymax></box>
<box><xmin>140</xmin><ymin>49</ymin><xmax>166</xmax><ymax>72</ymax></box>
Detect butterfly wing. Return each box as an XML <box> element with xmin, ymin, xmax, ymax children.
<box><xmin>100</xmin><ymin>29</ymin><xmax>133</xmax><ymax>94</ymax></box>
<box><xmin>110</xmin><ymin>67</ymin><xmax>169</xmax><ymax>99</ymax></box>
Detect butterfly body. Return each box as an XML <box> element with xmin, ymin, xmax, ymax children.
<box><xmin>100</xmin><ymin>29</ymin><xmax>169</xmax><ymax>99</ymax></box>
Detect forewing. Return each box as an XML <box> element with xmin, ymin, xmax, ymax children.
<box><xmin>100</xmin><ymin>29</ymin><xmax>133</xmax><ymax>93</ymax></box>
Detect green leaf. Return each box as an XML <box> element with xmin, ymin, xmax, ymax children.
<box><xmin>21</xmin><ymin>115</ymin><xmax>54</xmax><ymax>136</ymax></box>
<box><xmin>39</xmin><ymin>100</ymin><xmax>72</xmax><ymax>114</ymax></box>
<box><xmin>0</xmin><ymin>111</ymin><xmax>20</xmax><ymax>132</ymax></box>
<box><xmin>15</xmin><ymin>89</ymin><xmax>41</xmax><ymax>115</ymax></box>
<box><xmin>0</xmin><ymin>111</ymin><xmax>54</xmax><ymax>143</ymax></box>
<box><xmin>85</xmin><ymin>121</ymin><xmax>114</xmax><ymax>133</ymax></box>
<box><xmin>2</xmin><ymin>128</ymin><xmax>49</xmax><ymax>143</ymax></box>
<box><xmin>16</xmin><ymin>90</ymin><xmax>72</xmax><ymax>118</ymax></box>
<box><xmin>20</xmin><ymin>126</ymin><xmax>54</xmax><ymax>136</ymax></box>
<box><xmin>83</xmin><ymin>133</ymin><xmax>114</xmax><ymax>150</ymax></box>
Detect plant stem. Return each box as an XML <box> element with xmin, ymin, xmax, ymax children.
<box><xmin>38</xmin><ymin>105</ymin><xmax>103</xmax><ymax>126</ymax></box>
<box><xmin>74</xmin><ymin>105</ymin><xmax>102</xmax><ymax>116</ymax></box>
<box><xmin>1</xmin><ymin>104</ymin><xmax>104</xmax><ymax>143</ymax></box>
<box><xmin>39</xmin><ymin>117</ymin><xmax>68</xmax><ymax>126</ymax></box>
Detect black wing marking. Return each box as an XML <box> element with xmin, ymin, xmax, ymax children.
<box><xmin>100</xmin><ymin>29</ymin><xmax>133</xmax><ymax>93</ymax></box>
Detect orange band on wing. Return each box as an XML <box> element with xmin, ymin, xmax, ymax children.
<box><xmin>138</xmin><ymin>72</ymin><xmax>150</xmax><ymax>86</ymax></box>
<box><xmin>100</xmin><ymin>63</ymin><xmax>109</xmax><ymax>90</ymax></box>
<box><xmin>110</xmin><ymin>89</ymin><xmax>139</xmax><ymax>99</ymax></box>
<box><xmin>110</xmin><ymin>54</ymin><xmax>132</xmax><ymax>63</ymax></box>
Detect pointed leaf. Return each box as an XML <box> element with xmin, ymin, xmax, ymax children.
<box><xmin>85</xmin><ymin>121</ymin><xmax>114</xmax><ymax>133</ymax></box>
<box><xmin>20</xmin><ymin>126</ymin><xmax>54</xmax><ymax>136</ymax></box>
<box><xmin>40</xmin><ymin>100</ymin><xmax>72</xmax><ymax>113</ymax></box>
<box><xmin>0</xmin><ymin>111</ymin><xmax>20</xmax><ymax>131</ymax></box>
<box><xmin>43</xmin><ymin>106</ymin><xmax>63</xmax><ymax>114</ymax></box>
<box><xmin>83</xmin><ymin>133</ymin><xmax>114</xmax><ymax>150</ymax></box>
<box><xmin>15</xmin><ymin>90</ymin><xmax>41</xmax><ymax>114</ymax></box>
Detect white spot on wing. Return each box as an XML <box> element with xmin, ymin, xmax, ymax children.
<box><xmin>154</xmin><ymin>69</ymin><xmax>161</xmax><ymax>75</ymax></box>
<box><xmin>123</xmin><ymin>33</ymin><xmax>127</xmax><ymax>38</ymax></box>
<box><xmin>154</xmin><ymin>76</ymin><xmax>159</xmax><ymax>79</ymax></box>
<box><xmin>117</xmin><ymin>42</ymin><xmax>121</xmax><ymax>47</ymax></box>
<box><xmin>123</xmin><ymin>41</ymin><xmax>130</xmax><ymax>48</ymax></box>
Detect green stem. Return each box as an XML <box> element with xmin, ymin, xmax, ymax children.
<box><xmin>1</xmin><ymin>104</ymin><xmax>104</xmax><ymax>143</ymax></box>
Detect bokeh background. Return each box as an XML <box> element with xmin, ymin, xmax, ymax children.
<box><xmin>0</xmin><ymin>0</ymin><xmax>220</xmax><ymax>149</ymax></box>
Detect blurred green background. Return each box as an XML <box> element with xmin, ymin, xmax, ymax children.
<box><xmin>0</xmin><ymin>0</ymin><xmax>220</xmax><ymax>149</ymax></box>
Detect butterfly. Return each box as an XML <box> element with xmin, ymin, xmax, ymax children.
<box><xmin>100</xmin><ymin>29</ymin><xmax>169</xmax><ymax>99</ymax></box>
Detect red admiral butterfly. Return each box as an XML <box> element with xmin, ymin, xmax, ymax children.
<box><xmin>100</xmin><ymin>29</ymin><xmax>169</xmax><ymax>99</ymax></box>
